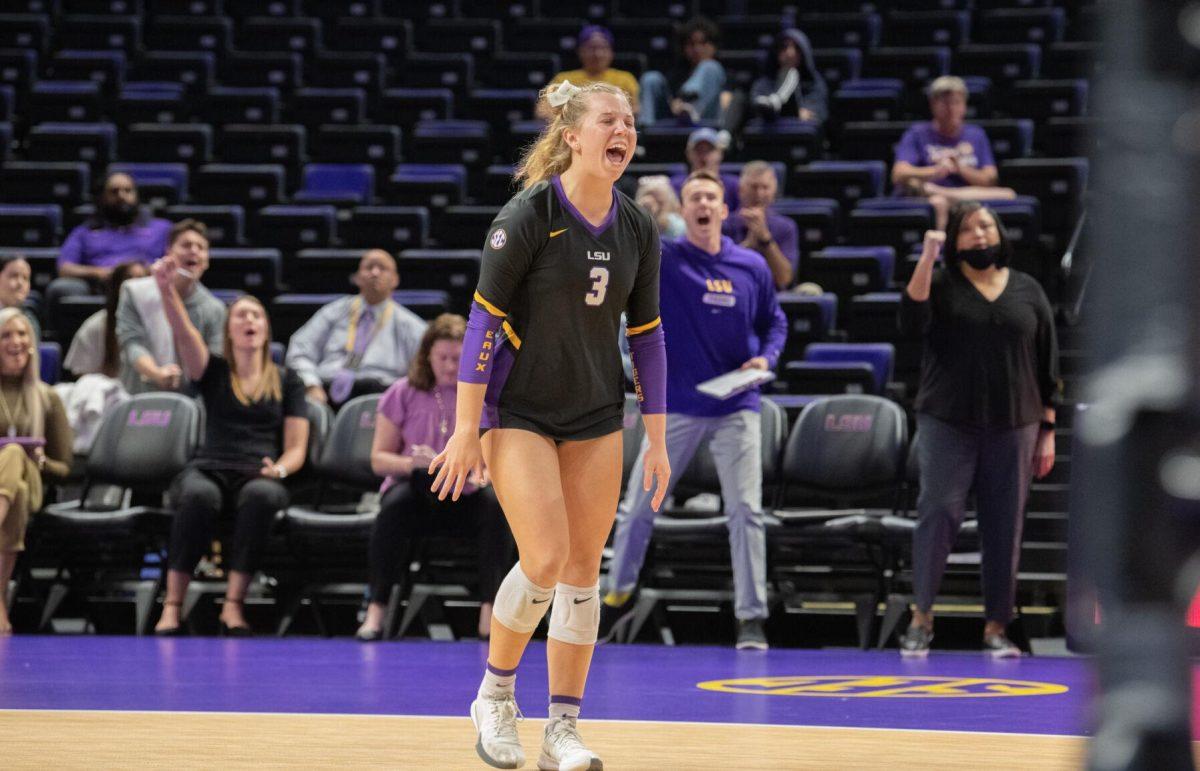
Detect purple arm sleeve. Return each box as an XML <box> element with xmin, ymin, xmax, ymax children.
<box><xmin>459</xmin><ymin>303</ymin><xmax>504</xmax><ymax>385</ymax></box>
<box><xmin>628</xmin><ymin>325</ymin><xmax>667</xmax><ymax>415</ymax></box>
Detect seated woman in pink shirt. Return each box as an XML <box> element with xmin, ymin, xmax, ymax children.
<box><xmin>356</xmin><ymin>313</ymin><xmax>514</xmax><ymax>641</ymax></box>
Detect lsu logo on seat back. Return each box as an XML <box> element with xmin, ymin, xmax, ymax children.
<box><xmin>696</xmin><ymin>676</ymin><xmax>1068</xmax><ymax>698</ymax></box>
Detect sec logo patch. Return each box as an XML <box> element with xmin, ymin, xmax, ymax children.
<box><xmin>490</xmin><ymin>229</ymin><xmax>507</xmax><ymax>250</ymax></box>
<box><xmin>696</xmin><ymin>675</ymin><xmax>1069</xmax><ymax>698</ymax></box>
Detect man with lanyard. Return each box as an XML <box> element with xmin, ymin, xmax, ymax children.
<box><xmin>285</xmin><ymin>249</ymin><xmax>427</xmax><ymax>405</ymax></box>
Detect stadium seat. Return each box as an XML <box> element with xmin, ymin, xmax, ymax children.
<box><xmin>397</xmin><ymin>52</ymin><xmax>473</xmax><ymax>97</ymax></box>
<box><xmin>26</xmin><ymin>123</ymin><xmax>117</xmax><ymax>174</ymax></box>
<box><xmin>806</xmin><ymin>343</ymin><xmax>894</xmax><ymax>393</ymax></box>
<box><xmin>975</xmin><ymin>7</ymin><xmax>1066</xmax><ymax>44</ymax></box>
<box><xmin>293</xmin><ymin>163</ymin><xmax>375</xmax><ymax>205</ymax></box>
<box><xmin>202</xmin><ymin>86</ymin><xmax>281</xmax><ymax>124</ymax></box>
<box><xmin>0</xmin><ymin>14</ymin><xmax>50</xmax><ymax>52</ymax></box>
<box><xmin>253</xmin><ymin>205</ymin><xmax>337</xmax><ymax>250</ymax></box>
<box><xmin>219</xmin><ymin>124</ymin><xmax>308</xmax><ymax>188</ymax></box>
<box><xmin>165</xmin><ymin>204</ymin><xmax>245</xmax><ymax>247</ymax></box>
<box><xmin>1043</xmin><ymin>41</ymin><xmax>1098</xmax><ymax>80</ymax></box>
<box><xmin>376</xmin><ymin>88</ymin><xmax>455</xmax><ymax>133</ymax></box>
<box><xmin>481</xmin><ymin>52</ymin><xmax>561</xmax><ymax>90</ymax></box>
<box><xmin>466</xmin><ymin>89</ymin><xmax>538</xmax><ymax>160</ymax></box>
<box><xmin>719</xmin><ymin>49</ymin><xmax>769</xmax><ymax>90</ymax></box>
<box><xmin>113</xmin><ymin>82</ymin><xmax>187</xmax><ymax>126</ymax></box>
<box><xmin>397</xmin><ymin>248</ymin><xmax>481</xmax><ymax>310</ymax></box>
<box><xmin>740</xmin><ymin>120</ymin><xmax>824</xmax><ymax>166</ymax></box>
<box><xmin>482</xmin><ymin>165</ymin><xmax>518</xmax><ymax>206</ymax></box>
<box><xmin>276</xmin><ymin>393</ymin><xmax>381</xmax><ymax>637</ymax></box>
<box><xmin>847</xmin><ymin>207</ymin><xmax>932</xmax><ymax>269</ymax></box>
<box><xmin>238</xmin><ymin>16</ymin><xmax>322</xmax><ymax>53</ymax></box>
<box><xmin>778</xmin><ymin>291</ymin><xmax>838</xmax><ymax>366</ymax></box>
<box><xmin>507</xmin><ymin>18</ymin><xmax>586</xmax><ymax>58</ymax></box>
<box><xmin>288</xmin><ymin>87</ymin><xmax>366</xmax><ymax>129</ymax></box>
<box><xmin>830</xmin><ymin>86</ymin><xmax>901</xmax><ymax>127</ymax></box>
<box><xmin>0</xmin><ymin>205</ymin><xmax>61</xmax><ymax>247</ymax></box>
<box><xmin>340</xmin><ymin>206</ymin><xmax>429</xmax><ymax>251</ymax></box>
<box><xmin>388</xmin><ymin>163</ymin><xmax>467</xmax><ymax>211</ymax></box>
<box><xmin>107</xmin><ymin>161</ymin><xmax>189</xmax><ymax>208</ymax></box>
<box><xmin>148</xmin><ymin>0</ymin><xmax>223</xmax><ymax>12</ymax></box>
<box><xmin>798</xmin><ymin>12</ymin><xmax>883</xmax><ymax>48</ymax></box>
<box><xmin>862</xmin><ymin>46</ymin><xmax>951</xmax><ymax>94</ymax></box>
<box><xmin>714</xmin><ymin>15</ymin><xmax>785</xmax><ymax>51</ymax></box>
<box><xmin>219</xmin><ymin>51</ymin><xmax>302</xmax><ymax>92</ymax></box>
<box><xmin>224</xmin><ymin>0</ymin><xmax>299</xmax><ymax>19</ymax></box>
<box><xmin>410</xmin><ymin>120</ymin><xmax>491</xmax><ymax>171</ymax></box>
<box><xmin>790</xmin><ymin>161</ymin><xmax>886</xmax><ymax>212</ymax></box>
<box><xmin>306</xmin><ymin>51</ymin><xmax>386</xmax><ymax>93</ymax></box>
<box><xmin>1039</xmin><ymin>116</ymin><xmax>1098</xmax><ymax>158</ymax></box>
<box><xmin>31</xmin><ymin>393</ymin><xmax>200</xmax><ymax>635</ymax></box>
<box><xmin>804</xmin><ymin>246</ymin><xmax>894</xmax><ymax>305</ymax></box>
<box><xmin>974</xmin><ymin>118</ymin><xmax>1035</xmax><ymax>162</ymax></box>
<box><xmin>302</xmin><ymin>0</ymin><xmax>380</xmax><ymax>19</ymax></box>
<box><xmin>432</xmin><ymin>205</ymin><xmax>500</xmax><ymax>249</ymax></box>
<box><xmin>1006</xmin><ymin>79</ymin><xmax>1088</xmax><ymax>121</ymax></box>
<box><xmin>47</xmin><ymin>50</ymin><xmax>126</xmax><ymax>95</ymax></box>
<box><xmin>1000</xmin><ymin>157</ymin><xmax>1088</xmax><ymax>235</ymax></box>
<box><xmin>772</xmin><ymin>198</ymin><xmax>842</xmax><ymax>255</ymax></box>
<box><xmin>883</xmin><ymin>9</ymin><xmax>970</xmax><ymax>47</ymax></box>
<box><xmin>955</xmin><ymin>44</ymin><xmax>1041</xmax><ymax>95</ymax></box>
<box><xmin>314</xmin><ymin>125</ymin><xmax>401</xmax><ymax>171</ymax></box>
<box><xmin>838</xmin><ymin>120</ymin><xmax>909</xmax><ymax>162</ymax></box>
<box><xmin>0</xmin><ymin>162</ymin><xmax>90</xmax><ymax>206</ymax></box>
<box><xmin>38</xmin><ymin>341</ymin><xmax>60</xmax><ymax>384</ymax></box>
<box><xmin>29</xmin><ymin>81</ymin><xmax>102</xmax><ymax>122</ymax></box>
<box><xmin>286</xmin><ymin>249</ymin><xmax>366</xmax><ymax>293</ymax></box>
<box><xmin>57</xmin><ymin>14</ymin><xmax>141</xmax><ymax>53</ymax></box>
<box><xmin>418</xmin><ymin>19</ymin><xmax>502</xmax><ymax>64</ymax></box>
<box><xmin>128</xmin><ymin>51</ymin><xmax>215</xmax><ymax>96</ymax></box>
<box><xmin>146</xmin><ymin>15</ymin><xmax>233</xmax><ymax>55</ymax></box>
<box><xmin>0</xmin><ymin>122</ymin><xmax>9</xmax><ymax>164</ymax></box>
<box><xmin>204</xmin><ymin>247</ymin><xmax>282</xmax><ymax>298</ymax></box>
<box><xmin>192</xmin><ymin>163</ymin><xmax>285</xmax><ymax>207</ymax></box>
<box><xmin>326</xmin><ymin>17</ymin><xmax>412</xmax><ymax>55</ymax></box>
<box><xmin>0</xmin><ymin>49</ymin><xmax>37</xmax><ymax>95</ymax></box>
<box><xmin>812</xmin><ymin>47</ymin><xmax>863</xmax><ymax>90</ymax></box>
<box><xmin>123</xmin><ymin>123</ymin><xmax>214</xmax><ymax>166</ymax></box>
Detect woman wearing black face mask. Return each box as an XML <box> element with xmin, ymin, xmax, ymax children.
<box><xmin>897</xmin><ymin>201</ymin><xmax>1061</xmax><ymax>659</ymax></box>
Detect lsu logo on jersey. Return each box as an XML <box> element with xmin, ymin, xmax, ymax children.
<box><xmin>587</xmin><ymin>250</ymin><xmax>611</xmax><ymax>261</ymax></box>
<box><xmin>706</xmin><ymin>279</ymin><xmax>733</xmax><ymax>293</ymax></box>
<box><xmin>489</xmin><ymin>229</ymin><xmax>507</xmax><ymax>250</ymax></box>
<box><xmin>696</xmin><ymin>676</ymin><xmax>1068</xmax><ymax>698</ymax></box>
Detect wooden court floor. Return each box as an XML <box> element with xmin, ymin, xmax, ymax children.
<box><xmin>3</xmin><ymin>710</ymin><xmax>1096</xmax><ymax>769</ymax></box>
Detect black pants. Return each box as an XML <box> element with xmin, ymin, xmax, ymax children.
<box><xmin>912</xmin><ymin>414</ymin><xmax>1040</xmax><ymax>624</ymax></box>
<box><xmin>367</xmin><ymin>471</ymin><xmax>514</xmax><ymax>604</ymax></box>
<box><xmin>167</xmin><ymin>465</ymin><xmax>289</xmax><ymax>575</ymax></box>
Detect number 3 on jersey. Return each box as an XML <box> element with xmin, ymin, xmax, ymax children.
<box><xmin>585</xmin><ymin>267</ymin><xmax>609</xmax><ymax>306</ymax></box>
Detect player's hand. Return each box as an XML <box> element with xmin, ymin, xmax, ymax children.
<box><xmin>429</xmin><ymin>430</ymin><xmax>485</xmax><ymax>502</ymax></box>
<box><xmin>740</xmin><ymin>357</ymin><xmax>770</xmax><ymax>371</ymax></box>
<box><xmin>642</xmin><ymin>442</ymin><xmax>671</xmax><ymax>512</ymax></box>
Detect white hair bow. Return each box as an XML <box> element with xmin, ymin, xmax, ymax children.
<box><xmin>547</xmin><ymin>80</ymin><xmax>581</xmax><ymax>108</ymax></box>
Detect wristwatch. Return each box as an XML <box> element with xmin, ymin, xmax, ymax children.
<box><xmin>274</xmin><ymin>463</ymin><xmax>288</xmax><ymax>479</ymax></box>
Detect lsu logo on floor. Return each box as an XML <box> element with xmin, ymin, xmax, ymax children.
<box><xmin>696</xmin><ymin>676</ymin><xmax>1068</xmax><ymax>698</ymax></box>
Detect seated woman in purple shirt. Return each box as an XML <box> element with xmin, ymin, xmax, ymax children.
<box><xmin>892</xmin><ymin>76</ymin><xmax>1016</xmax><ymax>230</ymax></box>
<box><xmin>356</xmin><ymin>313</ymin><xmax>514</xmax><ymax>642</ymax></box>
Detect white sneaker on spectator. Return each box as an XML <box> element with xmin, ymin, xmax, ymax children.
<box><xmin>471</xmin><ymin>692</ymin><xmax>525</xmax><ymax>769</ymax></box>
<box><xmin>537</xmin><ymin>715</ymin><xmax>602</xmax><ymax>771</ymax></box>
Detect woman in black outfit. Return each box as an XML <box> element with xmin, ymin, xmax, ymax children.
<box><xmin>898</xmin><ymin>201</ymin><xmax>1060</xmax><ymax>658</ymax></box>
<box><xmin>152</xmin><ymin>256</ymin><xmax>310</xmax><ymax>637</ymax></box>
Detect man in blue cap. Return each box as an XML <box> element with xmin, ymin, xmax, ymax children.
<box><xmin>669</xmin><ymin>127</ymin><xmax>740</xmax><ymax>211</ymax></box>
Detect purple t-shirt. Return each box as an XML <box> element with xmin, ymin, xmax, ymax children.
<box><xmin>57</xmin><ymin>216</ymin><xmax>172</xmax><ymax>270</ymax></box>
<box><xmin>722</xmin><ymin>209</ymin><xmax>800</xmax><ymax>281</ymax></box>
<box><xmin>660</xmin><ymin>236</ymin><xmax>788</xmax><ymax>417</ymax></box>
<box><xmin>669</xmin><ymin>171</ymin><xmax>741</xmax><ymax>212</ymax></box>
<box><xmin>894</xmin><ymin>123</ymin><xmax>996</xmax><ymax>189</ymax></box>
<box><xmin>376</xmin><ymin>378</ymin><xmax>474</xmax><ymax>495</ymax></box>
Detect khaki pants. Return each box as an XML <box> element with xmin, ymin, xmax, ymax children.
<box><xmin>0</xmin><ymin>444</ymin><xmax>42</xmax><ymax>552</ymax></box>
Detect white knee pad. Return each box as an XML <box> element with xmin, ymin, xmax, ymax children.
<box><xmin>492</xmin><ymin>563</ymin><xmax>555</xmax><ymax>634</ymax></box>
<box><xmin>547</xmin><ymin>582</ymin><xmax>600</xmax><ymax>645</ymax></box>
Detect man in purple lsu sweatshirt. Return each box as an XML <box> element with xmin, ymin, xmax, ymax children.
<box><xmin>602</xmin><ymin>169</ymin><xmax>787</xmax><ymax>650</ymax></box>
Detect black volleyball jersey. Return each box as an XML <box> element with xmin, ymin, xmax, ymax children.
<box><xmin>475</xmin><ymin>176</ymin><xmax>661</xmax><ymax>440</ymax></box>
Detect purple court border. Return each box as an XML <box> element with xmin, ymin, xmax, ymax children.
<box><xmin>0</xmin><ymin>637</ymin><xmax>1104</xmax><ymax>737</ymax></box>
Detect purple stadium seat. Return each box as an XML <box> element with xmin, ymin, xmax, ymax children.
<box><xmin>0</xmin><ymin>204</ymin><xmax>62</xmax><ymax>247</ymax></box>
<box><xmin>293</xmin><ymin>163</ymin><xmax>374</xmax><ymax>205</ymax></box>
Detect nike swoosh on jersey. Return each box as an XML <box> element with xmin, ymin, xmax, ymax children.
<box><xmin>572</xmin><ymin>597</ymin><xmax>592</xmax><ymax>604</ymax></box>
<box><xmin>532</xmin><ymin>598</ymin><xmax>550</xmax><ymax>604</ymax></box>
<box><xmin>549</xmin><ymin>228</ymin><xmax>568</xmax><ymax>238</ymax></box>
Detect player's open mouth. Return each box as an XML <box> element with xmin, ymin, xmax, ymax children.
<box><xmin>605</xmin><ymin>144</ymin><xmax>627</xmax><ymax>164</ymax></box>
<box><xmin>697</xmin><ymin>214</ymin><xmax>712</xmax><ymax>226</ymax></box>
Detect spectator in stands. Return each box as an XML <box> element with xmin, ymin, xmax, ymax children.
<box><xmin>670</xmin><ymin>128</ymin><xmax>739</xmax><ymax>211</ymax></box>
<box><xmin>545</xmin><ymin>25</ymin><xmax>639</xmax><ymax>115</ymax></box>
<box><xmin>50</xmin><ymin>172</ymin><xmax>171</xmax><ymax>313</ymax></box>
<box><xmin>898</xmin><ymin>203</ymin><xmax>1059</xmax><ymax>659</ymax></box>
<box><xmin>356</xmin><ymin>314</ymin><xmax>513</xmax><ymax>642</ymax></box>
<box><xmin>723</xmin><ymin>162</ymin><xmax>799</xmax><ymax>289</ymax></box>
<box><xmin>152</xmin><ymin>276</ymin><xmax>310</xmax><ymax>637</ymax></box>
<box><xmin>65</xmin><ymin>261</ymin><xmax>148</xmax><ymax>379</ymax></box>
<box><xmin>892</xmin><ymin>76</ymin><xmax>1016</xmax><ymax>230</ymax></box>
<box><xmin>635</xmin><ymin>175</ymin><xmax>686</xmax><ymax>238</ymax></box>
<box><xmin>640</xmin><ymin>16</ymin><xmax>726</xmax><ymax>126</ymax></box>
<box><xmin>0</xmin><ymin>255</ymin><xmax>40</xmax><ymax>340</ymax></box>
<box><xmin>0</xmin><ymin>308</ymin><xmax>73</xmax><ymax>635</ymax></box>
<box><xmin>285</xmin><ymin>249</ymin><xmax>426</xmax><ymax>407</ymax></box>
<box><xmin>721</xmin><ymin>29</ymin><xmax>828</xmax><ymax>142</ymax></box>
<box><xmin>116</xmin><ymin>220</ymin><xmax>225</xmax><ymax>396</ymax></box>
<box><xmin>600</xmin><ymin>170</ymin><xmax>787</xmax><ymax>650</ymax></box>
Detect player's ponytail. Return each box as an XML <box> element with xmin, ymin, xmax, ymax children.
<box><xmin>515</xmin><ymin>80</ymin><xmax>631</xmax><ymax>190</ymax></box>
